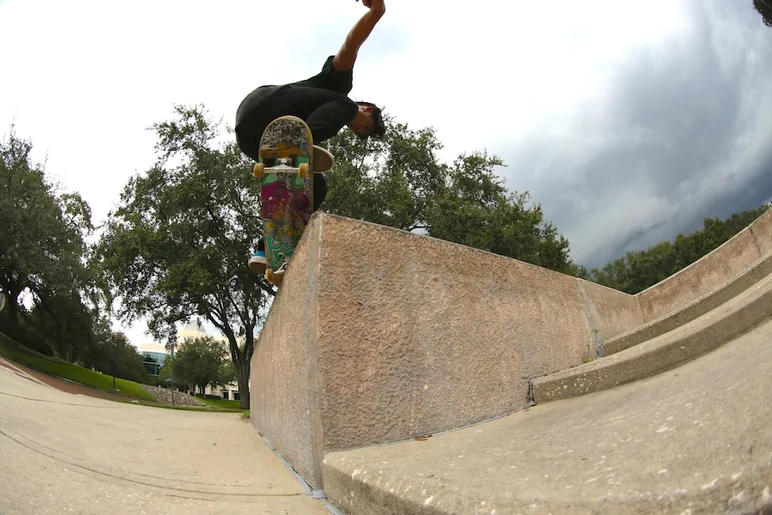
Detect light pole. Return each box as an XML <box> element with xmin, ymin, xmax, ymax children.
<box><xmin>170</xmin><ymin>341</ymin><xmax>175</xmax><ymax>408</ymax></box>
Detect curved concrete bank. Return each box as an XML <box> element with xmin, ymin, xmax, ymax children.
<box><xmin>635</xmin><ymin>207</ymin><xmax>772</xmax><ymax>322</ymax></box>
<box><xmin>322</xmin><ymin>320</ymin><xmax>772</xmax><ymax>515</ymax></box>
<box><xmin>532</xmin><ymin>272</ymin><xmax>772</xmax><ymax>403</ymax></box>
<box><xmin>602</xmin><ymin>251</ymin><xmax>772</xmax><ymax>356</ymax></box>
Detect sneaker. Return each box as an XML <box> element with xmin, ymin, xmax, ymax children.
<box><xmin>249</xmin><ymin>240</ymin><xmax>267</xmax><ymax>274</ymax></box>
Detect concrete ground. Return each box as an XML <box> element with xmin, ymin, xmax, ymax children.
<box><xmin>0</xmin><ymin>357</ymin><xmax>329</xmax><ymax>515</ymax></box>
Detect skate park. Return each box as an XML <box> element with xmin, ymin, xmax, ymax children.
<box><xmin>1</xmin><ymin>208</ymin><xmax>770</xmax><ymax>514</ymax></box>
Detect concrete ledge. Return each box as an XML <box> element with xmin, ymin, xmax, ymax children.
<box><xmin>603</xmin><ymin>251</ymin><xmax>772</xmax><ymax>356</ymax></box>
<box><xmin>532</xmin><ymin>272</ymin><xmax>772</xmax><ymax>403</ymax></box>
<box><xmin>636</xmin><ymin>207</ymin><xmax>771</xmax><ymax>322</ymax></box>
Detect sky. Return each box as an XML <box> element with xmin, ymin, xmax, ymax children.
<box><xmin>2</xmin><ymin>0</ymin><xmax>771</xmax><ymax>346</ymax></box>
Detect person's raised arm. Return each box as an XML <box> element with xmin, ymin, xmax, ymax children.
<box><xmin>333</xmin><ymin>0</ymin><xmax>386</xmax><ymax>71</ymax></box>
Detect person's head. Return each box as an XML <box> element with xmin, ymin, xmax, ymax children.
<box><xmin>347</xmin><ymin>101</ymin><xmax>386</xmax><ymax>139</ymax></box>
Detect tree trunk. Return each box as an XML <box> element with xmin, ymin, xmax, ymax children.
<box><xmin>236</xmin><ymin>356</ymin><xmax>250</xmax><ymax>409</ymax></box>
<box><xmin>5</xmin><ymin>289</ymin><xmax>21</xmax><ymax>335</ymax></box>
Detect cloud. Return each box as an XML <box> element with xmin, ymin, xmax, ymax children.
<box><xmin>494</xmin><ymin>0</ymin><xmax>772</xmax><ymax>268</ymax></box>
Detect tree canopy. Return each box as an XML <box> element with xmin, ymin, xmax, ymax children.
<box><xmin>95</xmin><ymin>105</ymin><xmax>269</xmax><ymax>408</ymax></box>
<box><xmin>168</xmin><ymin>335</ymin><xmax>233</xmax><ymax>395</ymax></box>
<box><xmin>0</xmin><ymin>126</ymin><xmax>93</xmax><ymax>355</ymax></box>
<box><xmin>322</xmin><ymin>118</ymin><xmax>584</xmax><ymax>276</ymax></box>
<box><xmin>586</xmin><ymin>203</ymin><xmax>770</xmax><ymax>294</ymax></box>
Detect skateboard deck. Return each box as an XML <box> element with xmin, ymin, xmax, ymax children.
<box><xmin>254</xmin><ymin>116</ymin><xmax>315</xmax><ymax>285</ymax></box>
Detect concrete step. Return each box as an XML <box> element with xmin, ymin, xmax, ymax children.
<box><xmin>321</xmin><ymin>320</ymin><xmax>772</xmax><ymax>515</ymax></box>
<box><xmin>602</xmin><ymin>252</ymin><xmax>772</xmax><ymax>356</ymax></box>
<box><xmin>531</xmin><ymin>271</ymin><xmax>772</xmax><ymax>404</ymax></box>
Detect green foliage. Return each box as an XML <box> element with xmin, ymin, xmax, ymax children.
<box><xmin>169</xmin><ymin>336</ymin><xmax>230</xmax><ymax>394</ymax></box>
<box><xmin>322</xmin><ymin>117</ymin><xmax>583</xmax><ymax>275</ymax></box>
<box><xmin>0</xmin><ymin>125</ymin><xmax>103</xmax><ymax>364</ymax></box>
<box><xmin>0</xmin><ymin>126</ymin><xmax>169</xmax><ymax>388</ymax></box>
<box><xmin>0</xmin><ymin>341</ymin><xmax>154</xmax><ymax>401</ymax></box>
<box><xmin>0</xmin><ymin>125</ymin><xmax>94</xmax><ymax>347</ymax></box>
<box><xmin>95</xmin><ymin>105</ymin><xmax>268</xmax><ymax>408</ymax></box>
<box><xmin>86</xmin><ymin>322</ymin><xmax>151</xmax><ymax>385</ymax></box>
<box><xmin>588</xmin><ymin>203</ymin><xmax>770</xmax><ymax>293</ymax></box>
<box><xmin>754</xmin><ymin>0</ymin><xmax>772</xmax><ymax>27</ymax></box>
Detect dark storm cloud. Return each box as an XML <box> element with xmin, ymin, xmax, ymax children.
<box><xmin>501</xmin><ymin>0</ymin><xmax>772</xmax><ymax>269</ymax></box>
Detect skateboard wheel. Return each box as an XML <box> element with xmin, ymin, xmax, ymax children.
<box><xmin>253</xmin><ymin>163</ymin><xmax>265</xmax><ymax>179</ymax></box>
<box><xmin>266</xmin><ymin>268</ymin><xmax>275</xmax><ymax>283</ymax></box>
<box><xmin>298</xmin><ymin>162</ymin><xmax>310</xmax><ymax>178</ymax></box>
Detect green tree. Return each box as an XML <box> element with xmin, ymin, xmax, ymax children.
<box><xmin>96</xmin><ymin>105</ymin><xmax>267</xmax><ymax>409</ymax></box>
<box><xmin>588</xmin><ymin>203</ymin><xmax>770</xmax><ymax>293</ymax></box>
<box><xmin>0</xmin><ymin>125</ymin><xmax>94</xmax><ymax>356</ymax></box>
<box><xmin>322</xmin><ymin>118</ymin><xmax>582</xmax><ymax>275</ymax></box>
<box><xmin>171</xmin><ymin>336</ymin><xmax>228</xmax><ymax>395</ymax></box>
<box><xmin>754</xmin><ymin>0</ymin><xmax>772</xmax><ymax>27</ymax></box>
<box><xmin>88</xmin><ymin>323</ymin><xmax>149</xmax><ymax>388</ymax></box>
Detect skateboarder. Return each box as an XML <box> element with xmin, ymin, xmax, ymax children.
<box><xmin>236</xmin><ymin>0</ymin><xmax>387</xmax><ymax>274</ymax></box>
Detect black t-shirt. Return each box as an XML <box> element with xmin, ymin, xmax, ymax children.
<box><xmin>235</xmin><ymin>56</ymin><xmax>359</xmax><ymax>158</ymax></box>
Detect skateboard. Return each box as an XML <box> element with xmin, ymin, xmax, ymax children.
<box><xmin>253</xmin><ymin>116</ymin><xmax>328</xmax><ymax>285</ymax></box>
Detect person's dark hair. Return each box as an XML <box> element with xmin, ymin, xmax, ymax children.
<box><xmin>356</xmin><ymin>101</ymin><xmax>386</xmax><ymax>139</ymax></box>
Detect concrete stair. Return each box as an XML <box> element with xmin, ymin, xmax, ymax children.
<box><xmin>531</xmin><ymin>263</ymin><xmax>772</xmax><ymax>403</ymax></box>
<box><xmin>600</xmin><ymin>251</ymin><xmax>772</xmax><ymax>356</ymax></box>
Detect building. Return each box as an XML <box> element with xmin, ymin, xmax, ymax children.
<box><xmin>137</xmin><ymin>342</ymin><xmax>169</xmax><ymax>376</ymax></box>
<box><xmin>135</xmin><ymin>321</ymin><xmax>243</xmax><ymax>401</ymax></box>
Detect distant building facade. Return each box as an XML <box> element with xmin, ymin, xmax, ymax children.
<box><xmin>137</xmin><ymin>321</ymin><xmax>242</xmax><ymax>401</ymax></box>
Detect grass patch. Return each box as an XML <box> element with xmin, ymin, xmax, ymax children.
<box><xmin>122</xmin><ymin>400</ymin><xmax>247</xmax><ymax>413</ymax></box>
<box><xmin>198</xmin><ymin>397</ymin><xmax>244</xmax><ymax>410</ymax></box>
<box><xmin>0</xmin><ymin>344</ymin><xmax>155</xmax><ymax>402</ymax></box>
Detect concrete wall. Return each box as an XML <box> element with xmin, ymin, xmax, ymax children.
<box><xmin>251</xmin><ymin>218</ymin><xmax>324</xmax><ymax>488</ymax></box>
<box><xmin>637</xmin><ymin>208</ymin><xmax>772</xmax><ymax>322</ymax></box>
<box><xmin>251</xmin><ymin>213</ymin><xmax>641</xmax><ymax>489</ymax></box>
<box><xmin>252</xmin><ymin>208</ymin><xmax>771</xmax><ymax>489</ymax></box>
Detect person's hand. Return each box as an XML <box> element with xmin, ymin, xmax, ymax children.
<box><xmin>356</xmin><ymin>0</ymin><xmax>385</xmax><ymax>14</ymax></box>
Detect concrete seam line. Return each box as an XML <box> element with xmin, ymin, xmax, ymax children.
<box><xmin>257</xmin><ymin>433</ymin><xmax>316</xmax><ymax>496</ymax></box>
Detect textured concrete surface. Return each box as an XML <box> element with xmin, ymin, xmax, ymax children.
<box><xmin>604</xmin><ymin>251</ymin><xmax>772</xmax><ymax>355</ymax></box>
<box><xmin>577</xmin><ymin>280</ymin><xmax>645</xmax><ymax>357</ymax></box>
<box><xmin>751</xmin><ymin>205</ymin><xmax>772</xmax><ymax>255</ymax></box>
<box><xmin>251</xmin><ymin>213</ymin><xmax>642</xmax><ymax>489</ymax></box>
<box><xmin>0</xmin><ymin>359</ymin><xmax>328</xmax><ymax>515</ymax></box>
<box><xmin>252</xmin><ymin>213</ymin><xmax>324</xmax><ymax>490</ymax></box>
<box><xmin>322</xmin><ymin>319</ymin><xmax>772</xmax><ymax>515</ymax></box>
<box><xmin>533</xmin><ymin>272</ymin><xmax>772</xmax><ymax>403</ymax></box>
<box><xmin>252</xmin><ymin>209</ymin><xmax>770</xmax><ymax>493</ymax></box>
<box><xmin>637</xmin><ymin>207</ymin><xmax>771</xmax><ymax>322</ymax></box>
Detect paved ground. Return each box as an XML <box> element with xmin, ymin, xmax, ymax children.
<box><xmin>0</xmin><ymin>357</ymin><xmax>329</xmax><ymax>514</ymax></box>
